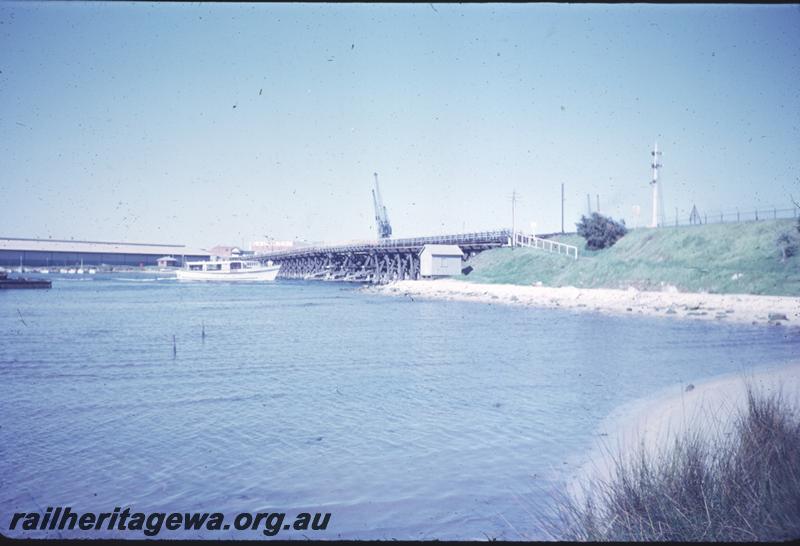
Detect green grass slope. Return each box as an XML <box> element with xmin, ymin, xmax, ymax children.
<box><xmin>462</xmin><ymin>219</ymin><xmax>800</xmax><ymax>296</ymax></box>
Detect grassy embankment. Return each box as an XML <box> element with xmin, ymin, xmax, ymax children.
<box><xmin>545</xmin><ymin>387</ymin><xmax>800</xmax><ymax>541</ymax></box>
<box><xmin>461</xmin><ymin>218</ymin><xmax>800</xmax><ymax>296</ymax></box>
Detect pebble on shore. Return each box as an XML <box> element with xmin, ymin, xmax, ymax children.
<box><xmin>371</xmin><ymin>280</ymin><xmax>800</xmax><ymax>328</ymax></box>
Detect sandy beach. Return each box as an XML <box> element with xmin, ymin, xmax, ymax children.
<box><xmin>370</xmin><ymin>279</ymin><xmax>800</xmax><ymax>327</ymax></box>
<box><xmin>570</xmin><ymin>360</ymin><xmax>800</xmax><ymax>498</ymax></box>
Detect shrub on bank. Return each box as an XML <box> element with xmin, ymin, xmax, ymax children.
<box><xmin>776</xmin><ymin>217</ymin><xmax>800</xmax><ymax>261</ymax></box>
<box><xmin>546</xmin><ymin>386</ymin><xmax>800</xmax><ymax>542</ymax></box>
<box><xmin>776</xmin><ymin>231</ymin><xmax>799</xmax><ymax>260</ymax></box>
<box><xmin>576</xmin><ymin>213</ymin><xmax>628</xmax><ymax>250</ymax></box>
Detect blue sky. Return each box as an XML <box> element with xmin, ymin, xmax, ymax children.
<box><xmin>1</xmin><ymin>2</ymin><xmax>798</xmax><ymax>248</ymax></box>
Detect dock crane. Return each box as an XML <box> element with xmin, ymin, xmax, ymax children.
<box><xmin>371</xmin><ymin>172</ymin><xmax>393</xmax><ymax>239</ymax></box>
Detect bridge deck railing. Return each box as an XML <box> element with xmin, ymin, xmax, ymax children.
<box><xmin>513</xmin><ymin>232</ymin><xmax>579</xmax><ymax>259</ymax></box>
<box><xmin>254</xmin><ymin>230</ymin><xmax>513</xmax><ymax>259</ymax></box>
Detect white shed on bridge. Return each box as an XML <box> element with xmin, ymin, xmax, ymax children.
<box><xmin>419</xmin><ymin>244</ymin><xmax>464</xmax><ymax>278</ymax></box>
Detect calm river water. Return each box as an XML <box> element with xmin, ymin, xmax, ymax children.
<box><xmin>1</xmin><ymin>275</ymin><xmax>797</xmax><ymax>539</ymax></box>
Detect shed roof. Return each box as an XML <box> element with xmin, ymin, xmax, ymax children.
<box><xmin>419</xmin><ymin>244</ymin><xmax>464</xmax><ymax>256</ymax></box>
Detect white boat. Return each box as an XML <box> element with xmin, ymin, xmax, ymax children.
<box><xmin>59</xmin><ymin>268</ymin><xmax>68</xmax><ymax>274</ymax></box>
<box><xmin>176</xmin><ymin>258</ymin><xmax>280</xmax><ymax>282</ymax></box>
<box><xmin>88</xmin><ymin>268</ymin><xmax>97</xmax><ymax>275</ymax></box>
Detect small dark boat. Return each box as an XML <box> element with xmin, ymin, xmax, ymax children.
<box><xmin>0</xmin><ymin>270</ymin><xmax>52</xmax><ymax>289</ymax></box>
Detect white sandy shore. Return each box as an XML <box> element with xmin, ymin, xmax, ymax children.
<box><xmin>570</xmin><ymin>361</ymin><xmax>800</xmax><ymax>498</ymax></box>
<box><xmin>370</xmin><ymin>279</ymin><xmax>800</xmax><ymax>327</ymax></box>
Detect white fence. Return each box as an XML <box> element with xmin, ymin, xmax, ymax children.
<box><xmin>512</xmin><ymin>232</ymin><xmax>579</xmax><ymax>260</ymax></box>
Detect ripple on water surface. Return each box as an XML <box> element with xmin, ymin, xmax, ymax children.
<box><xmin>0</xmin><ymin>278</ymin><xmax>797</xmax><ymax>539</ymax></box>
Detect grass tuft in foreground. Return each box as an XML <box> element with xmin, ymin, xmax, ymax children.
<box><xmin>546</xmin><ymin>386</ymin><xmax>800</xmax><ymax>541</ymax></box>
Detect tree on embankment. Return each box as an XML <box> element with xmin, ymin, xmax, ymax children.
<box><xmin>776</xmin><ymin>198</ymin><xmax>800</xmax><ymax>261</ymax></box>
<box><xmin>576</xmin><ymin>212</ymin><xmax>628</xmax><ymax>250</ymax></box>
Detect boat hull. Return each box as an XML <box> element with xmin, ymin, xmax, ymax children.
<box><xmin>176</xmin><ymin>265</ymin><xmax>280</xmax><ymax>282</ymax></box>
<box><xmin>0</xmin><ymin>277</ymin><xmax>52</xmax><ymax>289</ymax></box>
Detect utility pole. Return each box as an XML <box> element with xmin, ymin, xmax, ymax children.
<box><xmin>508</xmin><ymin>189</ymin><xmax>521</xmax><ymax>248</ymax></box>
<box><xmin>561</xmin><ymin>183</ymin><xmax>565</xmax><ymax>234</ymax></box>
<box><xmin>596</xmin><ymin>194</ymin><xmax>600</xmax><ymax>214</ymax></box>
<box><xmin>587</xmin><ymin>193</ymin><xmax>592</xmax><ymax>216</ymax></box>
<box><xmin>511</xmin><ymin>189</ymin><xmax>517</xmax><ymax>246</ymax></box>
<box><xmin>650</xmin><ymin>142</ymin><xmax>662</xmax><ymax>228</ymax></box>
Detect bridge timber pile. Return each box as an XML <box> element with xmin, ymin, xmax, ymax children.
<box><xmin>253</xmin><ymin>230</ymin><xmax>516</xmax><ymax>283</ymax></box>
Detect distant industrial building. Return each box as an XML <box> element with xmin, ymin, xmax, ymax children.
<box><xmin>0</xmin><ymin>237</ymin><xmax>210</xmax><ymax>267</ymax></box>
<box><xmin>419</xmin><ymin>244</ymin><xmax>464</xmax><ymax>278</ymax></box>
<box><xmin>208</xmin><ymin>245</ymin><xmax>255</xmax><ymax>258</ymax></box>
<box><xmin>250</xmin><ymin>240</ymin><xmax>295</xmax><ymax>253</ymax></box>
<box><xmin>156</xmin><ymin>256</ymin><xmax>180</xmax><ymax>268</ymax></box>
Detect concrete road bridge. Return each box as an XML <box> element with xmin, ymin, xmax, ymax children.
<box><xmin>252</xmin><ymin>229</ymin><xmax>570</xmax><ymax>283</ymax></box>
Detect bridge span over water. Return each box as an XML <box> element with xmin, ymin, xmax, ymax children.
<box><xmin>252</xmin><ymin>230</ymin><xmax>515</xmax><ymax>283</ymax></box>
<box><xmin>252</xmin><ymin>229</ymin><xmax>569</xmax><ymax>283</ymax></box>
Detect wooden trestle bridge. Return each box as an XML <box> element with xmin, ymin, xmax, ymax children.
<box><xmin>252</xmin><ymin>230</ymin><xmax>513</xmax><ymax>283</ymax></box>
<box><xmin>251</xmin><ymin>229</ymin><xmax>576</xmax><ymax>283</ymax></box>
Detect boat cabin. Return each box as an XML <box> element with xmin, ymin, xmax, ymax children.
<box><xmin>184</xmin><ymin>259</ymin><xmax>266</xmax><ymax>272</ymax></box>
